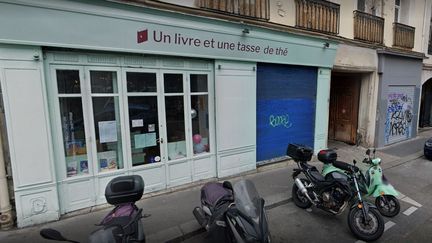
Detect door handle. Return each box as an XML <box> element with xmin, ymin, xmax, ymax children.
<box><xmin>156</xmin><ymin>138</ymin><xmax>164</xmax><ymax>144</ymax></box>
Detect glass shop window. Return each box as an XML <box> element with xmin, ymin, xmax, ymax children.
<box><xmin>190</xmin><ymin>74</ymin><xmax>210</xmax><ymax>155</ymax></box>
<box><xmin>57</xmin><ymin>70</ymin><xmax>89</xmax><ymax>177</ymax></box>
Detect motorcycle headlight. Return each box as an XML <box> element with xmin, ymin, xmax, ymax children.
<box><xmin>426</xmin><ymin>141</ymin><xmax>432</xmax><ymax>147</ymax></box>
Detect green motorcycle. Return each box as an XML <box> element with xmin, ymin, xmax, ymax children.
<box><xmin>318</xmin><ymin>148</ymin><xmax>400</xmax><ymax>217</ymax></box>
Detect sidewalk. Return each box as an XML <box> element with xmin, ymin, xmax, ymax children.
<box><xmin>1</xmin><ymin>129</ymin><xmax>431</xmax><ymax>243</ymax></box>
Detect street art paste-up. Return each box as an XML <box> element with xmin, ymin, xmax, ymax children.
<box><xmin>385</xmin><ymin>92</ymin><xmax>413</xmax><ymax>144</ymax></box>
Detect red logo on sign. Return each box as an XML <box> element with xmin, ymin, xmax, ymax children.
<box><xmin>137</xmin><ymin>29</ymin><xmax>148</xmax><ymax>43</ymax></box>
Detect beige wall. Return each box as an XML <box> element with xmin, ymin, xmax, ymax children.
<box><xmin>382</xmin><ymin>0</ymin><xmax>394</xmax><ymax>47</ymax></box>
<box><xmin>269</xmin><ymin>0</ymin><xmax>295</xmax><ymax>26</ymax></box>
<box><xmin>331</xmin><ymin>0</ymin><xmax>355</xmax><ymax>39</ymax></box>
<box><xmin>333</xmin><ymin>44</ymin><xmax>377</xmax><ymax>71</ymax></box>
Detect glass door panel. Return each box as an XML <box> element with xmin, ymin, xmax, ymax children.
<box><xmin>90</xmin><ymin>71</ymin><xmax>124</xmax><ymax>173</ymax></box>
<box><xmin>59</xmin><ymin>98</ymin><xmax>88</xmax><ymax>177</ymax></box>
<box><xmin>128</xmin><ymin>96</ymin><xmax>161</xmax><ymax>166</ymax></box>
<box><xmin>125</xmin><ymin>71</ymin><xmax>162</xmax><ymax>167</ymax></box>
<box><xmin>165</xmin><ymin>96</ymin><xmax>186</xmax><ymax>160</ymax></box>
<box><xmin>56</xmin><ymin>69</ymin><xmax>89</xmax><ymax>177</ymax></box>
<box><xmin>191</xmin><ymin>95</ymin><xmax>210</xmax><ymax>154</ymax></box>
<box><xmin>164</xmin><ymin>73</ymin><xmax>187</xmax><ymax>160</ymax></box>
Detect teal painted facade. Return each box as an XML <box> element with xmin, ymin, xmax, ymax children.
<box><xmin>0</xmin><ymin>0</ymin><xmax>336</xmax><ymax>67</ymax></box>
<box><xmin>0</xmin><ymin>0</ymin><xmax>337</xmax><ymax>227</ymax></box>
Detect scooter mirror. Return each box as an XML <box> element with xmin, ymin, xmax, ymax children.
<box><xmin>366</xmin><ymin>149</ymin><xmax>370</xmax><ymax>156</ymax></box>
<box><xmin>40</xmin><ymin>228</ymin><xmax>68</xmax><ymax>241</ymax></box>
<box><xmin>353</xmin><ymin>160</ymin><xmax>357</xmax><ymax>165</ymax></box>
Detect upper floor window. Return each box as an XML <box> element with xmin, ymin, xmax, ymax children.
<box><xmin>357</xmin><ymin>0</ymin><xmax>365</xmax><ymax>12</ymax></box>
<box><xmin>357</xmin><ymin>0</ymin><xmax>380</xmax><ymax>16</ymax></box>
<box><xmin>199</xmin><ymin>0</ymin><xmax>269</xmax><ymax>20</ymax></box>
<box><xmin>394</xmin><ymin>0</ymin><xmax>401</xmax><ymax>22</ymax></box>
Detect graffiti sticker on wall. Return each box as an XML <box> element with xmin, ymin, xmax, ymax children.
<box><xmin>385</xmin><ymin>91</ymin><xmax>414</xmax><ymax>144</ymax></box>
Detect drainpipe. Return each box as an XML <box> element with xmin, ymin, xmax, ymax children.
<box><xmin>0</xmin><ymin>131</ymin><xmax>13</xmax><ymax>230</ymax></box>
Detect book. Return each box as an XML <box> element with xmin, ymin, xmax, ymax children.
<box><xmin>80</xmin><ymin>160</ymin><xmax>89</xmax><ymax>174</ymax></box>
<box><xmin>100</xmin><ymin>159</ymin><xmax>108</xmax><ymax>172</ymax></box>
<box><xmin>67</xmin><ymin>161</ymin><xmax>78</xmax><ymax>177</ymax></box>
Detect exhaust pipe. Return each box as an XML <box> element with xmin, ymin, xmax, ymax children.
<box><xmin>193</xmin><ymin>207</ymin><xmax>208</xmax><ymax>229</ymax></box>
<box><xmin>294</xmin><ymin>178</ymin><xmax>316</xmax><ymax>205</ymax></box>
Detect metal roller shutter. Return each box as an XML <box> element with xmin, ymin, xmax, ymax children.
<box><xmin>256</xmin><ymin>63</ymin><xmax>317</xmax><ymax>162</ymax></box>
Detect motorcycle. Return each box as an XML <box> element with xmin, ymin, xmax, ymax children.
<box><xmin>193</xmin><ymin>179</ymin><xmax>271</xmax><ymax>243</ymax></box>
<box><xmin>40</xmin><ymin>175</ymin><xmax>146</xmax><ymax>243</ymax></box>
<box><xmin>288</xmin><ymin>143</ymin><xmax>384</xmax><ymax>242</ymax></box>
<box><xmin>319</xmin><ymin>148</ymin><xmax>400</xmax><ymax>217</ymax></box>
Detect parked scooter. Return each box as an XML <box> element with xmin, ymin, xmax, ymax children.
<box><xmin>288</xmin><ymin>144</ymin><xmax>384</xmax><ymax>242</ymax></box>
<box><xmin>40</xmin><ymin>175</ymin><xmax>146</xmax><ymax>243</ymax></box>
<box><xmin>193</xmin><ymin>179</ymin><xmax>271</xmax><ymax>243</ymax></box>
<box><xmin>319</xmin><ymin>148</ymin><xmax>400</xmax><ymax>217</ymax></box>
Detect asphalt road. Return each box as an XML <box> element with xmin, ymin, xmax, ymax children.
<box><xmin>183</xmin><ymin>156</ymin><xmax>432</xmax><ymax>243</ymax></box>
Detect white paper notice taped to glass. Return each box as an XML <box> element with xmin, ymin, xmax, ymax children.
<box><xmin>132</xmin><ymin>119</ymin><xmax>144</xmax><ymax>128</ymax></box>
<box><xmin>99</xmin><ymin>120</ymin><xmax>118</xmax><ymax>143</ymax></box>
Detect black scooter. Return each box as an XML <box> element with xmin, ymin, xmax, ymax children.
<box><xmin>40</xmin><ymin>175</ymin><xmax>146</xmax><ymax>243</ymax></box>
<box><xmin>193</xmin><ymin>179</ymin><xmax>271</xmax><ymax>243</ymax></box>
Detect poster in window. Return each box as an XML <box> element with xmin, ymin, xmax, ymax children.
<box><xmin>98</xmin><ymin>121</ymin><xmax>117</xmax><ymax>143</ymax></box>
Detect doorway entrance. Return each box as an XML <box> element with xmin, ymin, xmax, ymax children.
<box><xmin>420</xmin><ymin>78</ymin><xmax>432</xmax><ymax>127</ymax></box>
<box><xmin>328</xmin><ymin>73</ymin><xmax>361</xmax><ymax>144</ymax></box>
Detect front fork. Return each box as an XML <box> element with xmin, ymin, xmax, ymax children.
<box><xmin>352</xmin><ymin>176</ymin><xmax>371</xmax><ymax>222</ymax></box>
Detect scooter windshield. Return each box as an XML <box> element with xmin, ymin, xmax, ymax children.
<box><xmin>233</xmin><ymin>179</ymin><xmax>261</xmax><ymax>220</ymax></box>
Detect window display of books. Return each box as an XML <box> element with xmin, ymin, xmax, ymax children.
<box><xmin>66</xmin><ymin>161</ymin><xmax>78</xmax><ymax>177</ymax></box>
<box><xmin>99</xmin><ymin>151</ymin><xmax>118</xmax><ymax>172</ymax></box>
<box><xmin>66</xmin><ymin>158</ymin><xmax>89</xmax><ymax>177</ymax></box>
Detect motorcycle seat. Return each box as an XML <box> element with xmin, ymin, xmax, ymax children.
<box><xmin>201</xmin><ymin>182</ymin><xmax>233</xmax><ymax>210</ymax></box>
<box><xmin>301</xmin><ymin>162</ymin><xmax>326</xmax><ymax>182</ymax></box>
<box><xmin>333</xmin><ymin>161</ymin><xmax>359</xmax><ymax>173</ymax></box>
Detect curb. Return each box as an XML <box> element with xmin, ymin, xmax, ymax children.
<box><xmin>382</xmin><ymin>151</ymin><xmax>424</xmax><ymax>170</ymax></box>
<box><xmin>163</xmin><ymin>196</ymin><xmax>294</xmax><ymax>243</ymax></box>
<box><xmin>161</xmin><ymin>150</ymin><xmax>426</xmax><ymax>243</ymax></box>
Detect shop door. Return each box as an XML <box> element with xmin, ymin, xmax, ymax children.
<box><xmin>329</xmin><ymin>75</ymin><xmax>360</xmax><ymax>144</ymax></box>
<box><xmin>124</xmin><ymin>69</ymin><xmax>214</xmax><ymax>189</ymax></box>
<box><xmin>51</xmin><ymin>66</ymin><xmax>129</xmax><ymax>212</ymax></box>
<box><xmin>123</xmin><ymin>69</ymin><xmax>167</xmax><ymax>191</ymax></box>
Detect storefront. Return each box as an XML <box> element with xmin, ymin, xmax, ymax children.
<box><xmin>0</xmin><ymin>0</ymin><xmax>337</xmax><ymax>227</ymax></box>
<box><xmin>375</xmin><ymin>50</ymin><xmax>423</xmax><ymax>147</ymax></box>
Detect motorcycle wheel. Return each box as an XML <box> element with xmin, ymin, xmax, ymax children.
<box><xmin>348</xmin><ymin>207</ymin><xmax>384</xmax><ymax>242</ymax></box>
<box><xmin>292</xmin><ymin>178</ymin><xmax>312</xmax><ymax>209</ymax></box>
<box><xmin>375</xmin><ymin>195</ymin><xmax>400</xmax><ymax>217</ymax></box>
